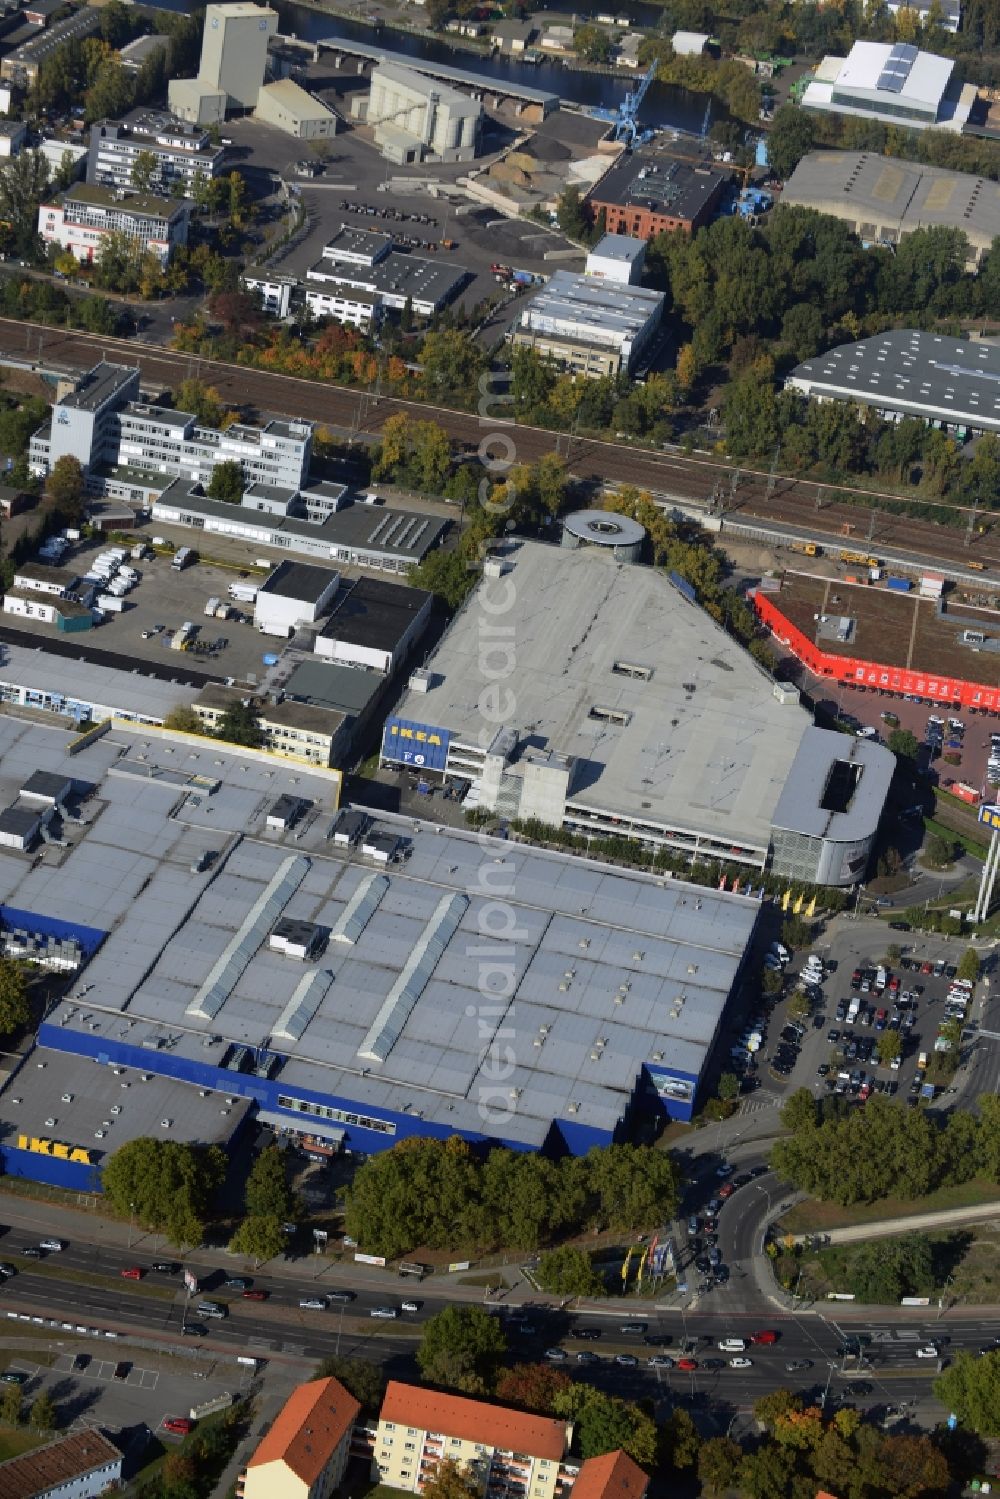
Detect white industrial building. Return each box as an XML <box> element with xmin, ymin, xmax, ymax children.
<box><xmin>801</xmin><ymin>41</ymin><xmax>974</xmax><ymax>132</ymax></box>
<box><xmin>351</xmin><ymin>60</ymin><xmax>482</xmax><ymax>163</ymax></box>
<box><xmin>28</xmin><ymin>362</ymin><xmax>312</xmax><ymax>493</ymax></box>
<box><xmin>672</xmin><ymin>30</ymin><xmax>710</xmax><ymax>54</ymax></box>
<box><xmin>512</xmin><ymin>270</ymin><xmax>664</xmax><ymax>378</ymax></box>
<box><xmin>38</xmin><ymin>185</ymin><xmax>190</xmax><ymax>267</ymax></box>
<box><xmin>315</xmin><ymin>576</ymin><xmax>432</xmax><ymax>674</ymax></box>
<box><xmin>305</xmin><ymin>225</ymin><xmax>467</xmax><ymax>319</ymax></box>
<box><xmin>255</xmin><ymin>78</ymin><xmax>337</xmax><ymax>139</ymax></box>
<box><xmin>585</xmin><ymin>233</ymin><xmax>646</xmax><ymax>286</ymax></box>
<box><xmin>254</xmin><ymin>561</ymin><xmax>341</xmax><ymax>638</ymax></box>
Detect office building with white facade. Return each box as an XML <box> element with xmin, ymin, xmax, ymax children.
<box><xmin>38</xmin><ymin>185</ymin><xmax>190</xmax><ymax>267</ymax></box>
<box><xmin>28</xmin><ymin>362</ymin><xmax>312</xmax><ymax>494</ymax></box>
<box><xmin>305</xmin><ymin>226</ymin><xmax>466</xmax><ymax>318</ymax></box>
<box><xmin>88</xmin><ymin>111</ymin><xmax>225</xmax><ymax>197</ymax></box>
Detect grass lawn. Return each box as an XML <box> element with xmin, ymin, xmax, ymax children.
<box><xmin>0</xmin><ymin>1429</ymin><xmax>48</xmax><ymax>1461</ymax></box>
<box><xmin>784</xmin><ymin>1222</ymin><xmax>1000</xmax><ymax>1304</ymax></box>
<box><xmin>779</xmin><ymin>1176</ymin><xmax>1000</xmax><ymax>1235</ymax></box>
<box><xmin>13</xmin><ymin>1260</ymin><xmax>176</xmax><ymax>1300</ymax></box>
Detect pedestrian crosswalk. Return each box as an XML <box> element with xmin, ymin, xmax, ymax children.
<box><xmin>739</xmin><ymin>1091</ymin><xmax>781</xmax><ymax>1116</ymax></box>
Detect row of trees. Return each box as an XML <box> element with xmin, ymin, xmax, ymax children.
<box><xmin>771</xmin><ymin>1090</ymin><xmax>1000</xmax><ymax>1205</ymax></box>
<box><xmin>343</xmin><ymin>1136</ymin><xmax>680</xmax><ymax>1259</ymax></box>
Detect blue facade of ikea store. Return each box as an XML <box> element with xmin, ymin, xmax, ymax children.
<box><xmin>13</xmin><ymin>1021</ymin><xmax>626</xmax><ymax>1192</ymax></box>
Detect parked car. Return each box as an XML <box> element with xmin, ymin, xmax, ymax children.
<box><xmin>164</xmin><ymin>1418</ymin><xmax>193</xmax><ymax>1436</ymax></box>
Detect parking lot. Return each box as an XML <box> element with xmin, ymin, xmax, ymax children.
<box><xmin>3</xmin><ymin>1342</ymin><xmax>239</xmax><ymax>1438</ymax></box>
<box><xmin>17</xmin><ymin>536</ymin><xmax>338</xmax><ymax>687</ymax></box>
<box><xmin>719</xmin><ymin>923</ymin><xmax>999</xmax><ymax>1122</ymax></box>
<box><xmin>220</xmin><ymin>110</ymin><xmax>585</xmax><ymax>317</ymax></box>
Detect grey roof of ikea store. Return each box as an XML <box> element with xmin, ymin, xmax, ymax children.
<box><xmin>44</xmin><ymin>794</ymin><xmax>756</xmax><ymax>1146</ymax></box>
<box><xmin>393</xmin><ymin>540</ymin><xmax>811</xmax><ymax>855</ymax></box>
<box><xmin>0</xmin><ymin>717</ymin><xmax>755</xmax><ymax>1147</ymax></box>
<box><xmin>0</xmin><ymin>1046</ymin><xmax>252</xmax><ymax>1157</ymax></box>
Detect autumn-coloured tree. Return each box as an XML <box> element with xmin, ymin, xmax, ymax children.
<box><xmin>495</xmin><ymin>1364</ymin><xmax>572</xmax><ymax>1414</ymax></box>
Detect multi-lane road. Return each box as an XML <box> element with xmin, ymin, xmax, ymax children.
<box><xmin>0</xmin><ymin>1187</ymin><xmax>984</xmax><ymax>1423</ymax></box>
<box><xmin>2</xmin><ymin>316</ymin><xmax>999</xmax><ymax>584</ymax></box>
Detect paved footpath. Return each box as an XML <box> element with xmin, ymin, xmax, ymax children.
<box><xmin>790</xmin><ymin>1200</ymin><xmax>1000</xmax><ymax>1247</ymax></box>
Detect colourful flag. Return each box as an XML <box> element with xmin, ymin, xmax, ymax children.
<box><xmin>805</xmin><ymin>895</ymin><xmax>817</xmax><ymax>918</ymax></box>
<box><xmin>781</xmin><ymin>888</ymin><xmax>791</xmax><ymax>911</ymax></box>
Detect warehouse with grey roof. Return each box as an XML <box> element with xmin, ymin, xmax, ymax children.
<box><xmin>787</xmin><ymin>329</ymin><xmax>1000</xmax><ymax>436</ymax></box>
<box><xmin>782</xmin><ymin>151</ymin><xmax>1000</xmax><ymax>267</ymax></box>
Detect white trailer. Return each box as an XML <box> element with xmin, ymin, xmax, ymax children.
<box><xmin>97</xmin><ymin>594</ymin><xmax>125</xmax><ymax>613</ymax></box>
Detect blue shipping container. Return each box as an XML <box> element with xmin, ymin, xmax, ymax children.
<box><xmin>886</xmin><ymin>577</ymin><xmax>912</xmax><ymax>592</ymax></box>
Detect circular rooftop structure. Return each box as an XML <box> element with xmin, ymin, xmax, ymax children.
<box><xmin>561</xmin><ymin>509</ymin><xmax>646</xmax><ymax>563</ymax></box>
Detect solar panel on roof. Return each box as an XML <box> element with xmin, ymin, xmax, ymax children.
<box><xmin>877</xmin><ymin>41</ymin><xmax>918</xmax><ymax>93</ymax></box>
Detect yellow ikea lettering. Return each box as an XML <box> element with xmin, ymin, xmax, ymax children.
<box><xmin>17</xmin><ymin>1134</ymin><xmax>93</xmax><ymax>1165</ymax></box>
<box><xmin>393</xmin><ymin>728</ymin><xmax>441</xmax><ymax>745</ymax></box>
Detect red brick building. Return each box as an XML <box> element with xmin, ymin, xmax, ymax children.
<box><xmin>586</xmin><ymin>151</ymin><xmax>729</xmax><ymax>238</ymax></box>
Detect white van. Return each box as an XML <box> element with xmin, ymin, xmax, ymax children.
<box><xmin>718</xmin><ymin>1337</ymin><xmax>747</xmax><ymax>1352</ymax></box>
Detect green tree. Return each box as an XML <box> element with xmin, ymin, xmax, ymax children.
<box><xmin>787</xmin><ymin>988</ymin><xmax>810</xmax><ymax>1022</ymax></box>
<box><xmin>552</xmin><ymin>1385</ymin><xmax>656</xmax><ymax>1464</ymax></box>
<box><xmin>583</xmin><ymin>1143</ymin><xmax>680</xmax><ymax>1231</ymax></box>
<box><xmin>27</xmin><ymin>1391</ymin><xmax>56</xmax><ymax>1432</ymax></box>
<box><xmin>877</xmin><ymin>1031</ymin><xmax>902</xmax><ymax>1067</ymax></box>
<box><xmin>416</xmin><ymin>1306</ymin><xmax>507</xmax><ymax>1394</ymax></box>
<box><xmin>925</xmin><ymin>832</ymin><xmax>957</xmax><ymax>869</ymax></box>
<box><xmin>717</xmin><ymin>1071</ymin><xmax>740</xmax><ymax>1102</ymax></box>
<box><xmin>47</xmin><ymin>454</ymin><xmax>85</xmax><ymax>518</ymax></box>
<box><xmin>102</xmin><ymin>1137</ymin><xmax>226</xmax><ymax>1247</ymax></box>
<box><xmin>0</xmin><ymin>1382</ymin><xmax>21</xmax><ymax>1426</ymax></box>
<box><xmin>84</xmin><ymin>60</ymin><xmax>134</xmax><ymax>125</ymax></box>
<box><xmin>207</xmin><ymin>459</ymin><xmax>245</xmax><ymax>504</ymax></box>
<box><xmin>228</xmin><ymin>1214</ymin><xmax>285</xmax><ymax>1267</ymax></box>
<box><xmin>245</xmin><ymin>1144</ymin><xmax>295</xmax><ymax>1221</ymax></box>
<box><xmin>574</xmin><ymin>23</ymin><xmax>612</xmax><ymax>61</ymax></box>
<box><xmin>662</xmin><ymin>1407</ymin><xmax>699</xmax><ymax>1470</ymax></box>
<box><xmin>887</xmin><ymin>728</ymin><xmax>920</xmax><ymax>760</ymax></box>
<box><xmin>753</xmin><ymin>1389</ymin><xmax>803</xmax><ymax>1428</ymax></box>
<box><xmin>555</xmin><ymin>183</ymin><xmax>589</xmax><ymax>243</ymax></box>
<box><xmin>408</xmin><ymin>550</ymin><xmax>475</xmax><ymax>610</ymax></box>
<box><xmin>0</xmin><ymin>958</ymin><xmax>30</xmax><ymax>1039</ymax></box>
<box><xmin>780</xmin><ymin>1087</ymin><xmax>817</xmax><ymax>1134</ymax></box>
<box><xmin>215</xmin><ymin>701</ymin><xmax>262</xmax><ymax>748</ymax></box>
<box><xmin>978</xmin><ymin>1094</ymin><xmax>1000</xmax><ymax>1181</ymax></box>
<box><xmin>958</xmin><ymin>948</ymin><xmax>980</xmax><ymax>983</ymax></box>
<box><xmin>131</xmin><ymin>149</ymin><xmax>159</xmax><ymax>194</ymax></box>
<box><xmin>765</xmin><ymin>104</ymin><xmax>816</xmax><ymax>179</ymax></box>
<box><xmin>99</xmin><ymin>0</ymin><xmax>134</xmax><ymax>47</ymax></box>
<box><xmin>163</xmin><ymin>705</ymin><xmax>203</xmax><ymax>734</ymax></box>
<box><xmin>534</xmin><ymin>1245</ymin><xmax>605</xmax><ymax>1297</ymax></box>
<box><xmin>698</xmin><ymin>1436</ymin><xmax>743</xmax><ymax>1495</ymax></box>
<box><xmin>0</xmin><ymin>150</ymin><xmax>49</xmax><ymax>260</ymax></box>
<box><xmin>935</xmin><ymin>1350</ymin><xmax>1000</xmax><ymax>1435</ymax></box>
<box><xmin>845</xmin><ymin>1232</ymin><xmax>933</xmax><ymax>1302</ymax></box>
<box><xmin>313</xmin><ymin>1355</ymin><xmax>385</xmax><ymax>1414</ymax></box>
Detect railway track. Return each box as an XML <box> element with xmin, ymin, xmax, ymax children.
<box><xmin>1</xmin><ymin>316</ymin><xmax>995</xmax><ymax>583</ymax></box>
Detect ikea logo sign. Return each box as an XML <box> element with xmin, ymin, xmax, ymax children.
<box><xmin>980</xmin><ymin>805</ymin><xmax>1000</xmax><ymax>830</ymax></box>
<box><xmin>382</xmin><ymin>717</ymin><xmax>450</xmax><ymax>773</ymax></box>
<box><xmin>18</xmin><ymin>1135</ymin><xmax>94</xmax><ymax>1165</ymax></box>
<box><xmin>389</xmin><ymin>726</ymin><xmax>443</xmax><ymax>746</ymax></box>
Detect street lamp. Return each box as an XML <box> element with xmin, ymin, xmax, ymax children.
<box><xmin>127</xmin><ymin>1202</ymin><xmax>136</xmax><ymax>1250</ymax></box>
